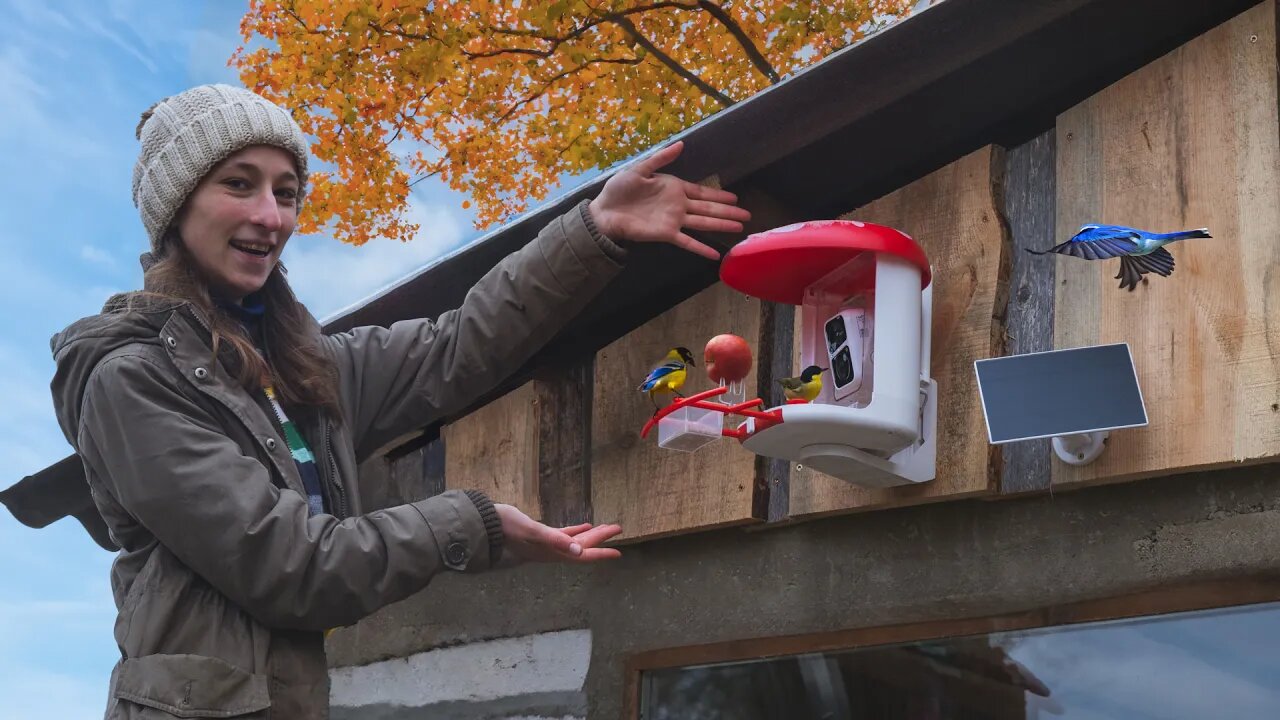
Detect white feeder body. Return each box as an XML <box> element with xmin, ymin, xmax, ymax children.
<box><xmin>703</xmin><ymin>218</ymin><xmax>939</xmax><ymax>488</ymax></box>
<box><xmin>744</xmin><ymin>250</ymin><xmax>937</xmax><ymax>487</ymax></box>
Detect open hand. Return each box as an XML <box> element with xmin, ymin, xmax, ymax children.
<box><xmin>495</xmin><ymin>503</ymin><xmax>623</xmax><ymax>565</ymax></box>
<box><xmin>588</xmin><ymin>140</ymin><xmax>751</xmax><ymax>261</ymax></box>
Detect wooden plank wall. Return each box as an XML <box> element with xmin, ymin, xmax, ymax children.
<box><xmin>442</xmin><ymin>382</ymin><xmax>542</xmax><ymax>518</ymax></box>
<box><xmin>371</xmin><ymin>2</ymin><xmax>1280</xmax><ymax>543</ymax></box>
<box><xmin>786</xmin><ymin>145</ymin><xmax>1009</xmax><ymax>519</ymax></box>
<box><xmin>1052</xmin><ymin>0</ymin><xmax>1280</xmax><ymax>488</ymax></box>
<box><xmin>590</xmin><ymin>282</ymin><xmax>765</xmax><ymax>542</ymax></box>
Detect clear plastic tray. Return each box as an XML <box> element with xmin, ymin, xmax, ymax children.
<box><xmin>657</xmin><ymin>406</ymin><xmax>722</xmax><ymax>452</ymax></box>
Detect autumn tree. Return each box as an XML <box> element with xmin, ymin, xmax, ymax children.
<box><xmin>234</xmin><ymin>0</ymin><xmax>916</xmax><ymax>246</ymax></box>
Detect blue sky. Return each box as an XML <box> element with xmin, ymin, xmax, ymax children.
<box><xmin>0</xmin><ymin>1</ymin><xmax>500</xmax><ymax>716</ymax></box>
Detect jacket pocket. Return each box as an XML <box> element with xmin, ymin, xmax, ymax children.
<box><xmin>112</xmin><ymin>654</ymin><xmax>270</xmax><ymax>718</ymax></box>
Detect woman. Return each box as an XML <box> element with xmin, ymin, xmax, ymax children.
<box><xmin>48</xmin><ymin>84</ymin><xmax>748</xmax><ymax>718</ymax></box>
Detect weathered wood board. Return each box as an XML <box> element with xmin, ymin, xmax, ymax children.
<box><xmin>591</xmin><ymin>282</ymin><xmax>763</xmax><ymax>542</ymax></box>
<box><xmin>443</xmin><ymin>382</ymin><xmax>542</xmax><ymax>519</ymax></box>
<box><xmin>788</xmin><ymin>145</ymin><xmax>1008</xmax><ymax>519</ymax></box>
<box><xmin>999</xmin><ymin>130</ymin><xmax>1058</xmax><ymax>495</ymax></box>
<box><xmin>1052</xmin><ymin>1</ymin><xmax>1280</xmax><ymax>488</ymax></box>
<box><xmin>535</xmin><ymin>359</ymin><xmax>594</xmax><ymax>528</ymax></box>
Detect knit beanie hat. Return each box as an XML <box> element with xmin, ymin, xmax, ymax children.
<box><xmin>132</xmin><ymin>84</ymin><xmax>310</xmax><ymax>254</ymax></box>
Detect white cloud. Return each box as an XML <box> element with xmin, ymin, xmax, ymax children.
<box><xmin>283</xmin><ymin>196</ymin><xmax>471</xmax><ymax>321</ymax></box>
<box><xmin>80</xmin><ymin>13</ymin><xmax>160</xmax><ymax>75</ymax></box>
<box><xmin>0</xmin><ymin>45</ymin><xmax>50</xmax><ymax>129</ymax></box>
<box><xmin>79</xmin><ymin>245</ymin><xmax>117</xmax><ymax>269</ymax></box>
<box><xmin>6</xmin><ymin>1</ymin><xmax>74</xmax><ymax>32</ymax></box>
<box><xmin>0</xmin><ymin>47</ymin><xmax>113</xmax><ymax>161</ymax></box>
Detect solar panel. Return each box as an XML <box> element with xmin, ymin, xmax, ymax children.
<box><xmin>974</xmin><ymin>343</ymin><xmax>1148</xmax><ymax>445</ymax></box>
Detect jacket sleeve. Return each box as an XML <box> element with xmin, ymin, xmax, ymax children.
<box><xmin>325</xmin><ymin>200</ymin><xmax>627</xmax><ymax>460</ymax></box>
<box><xmin>77</xmin><ymin>352</ymin><xmax>492</xmax><ymax>632</ymax></box>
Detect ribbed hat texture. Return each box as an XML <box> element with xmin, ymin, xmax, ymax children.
<box><xmin>132</xmin><ymin>84</ymin><xmax>310</xmax><ymax>252</ymax></box>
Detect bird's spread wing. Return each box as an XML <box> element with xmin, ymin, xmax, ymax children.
<box><xmin>639</xmin><ymin>362</ymin><xmax>683</xmax><ymax>391</ymax></box>
<box><xmin>1114</xmin><ymin>248</ymin><xmax>1175</xmax><ymax>291</ymax></box>
<box><xmin>1116</xmin><ymin>256</ymin><xmax>1143</xmax><ymax>291</ymax></box>
<box><xmin>1134</xmin><ymin>247</ymin><xmax>1175</xmax><ymax>276</ymax></box>
<box><xmin>1029</xmin><ymin>225</ymin><xmax>1141</xmax><ymax>260</ymax></box>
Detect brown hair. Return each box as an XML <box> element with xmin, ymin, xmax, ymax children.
<box><xmin>136</xmin><ymin>231</ymin><xmax>341</xmax><ymax>416</ymax></box>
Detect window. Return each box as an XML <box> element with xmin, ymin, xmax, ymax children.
<box><xmin>640</xmin><ymin>601</ymin><xmax>1280</xmax><ymax>719</ymax></box>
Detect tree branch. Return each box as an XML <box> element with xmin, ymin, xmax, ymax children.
<box><xmin>367</xmin><ymin>20</ymin><xmax>442</xmax><ymax>43</ymax></box>
<box><xmin>557</xmin><ymin>130</ymin><xmax>588</xmax><ymax>159</ymax></box>
<box><xmin>408</xmin><ymin>168</ymin><xmax>442</xmax><ymax>188</ymax></box>
<box><xmin>282</xmin><ymin>4</ymin><xmax>329</xmax><ymax>36</ymax></box>
<box><xmin>696</xmin><ymin>0</ymin><xmax>779</xmax><ymax>83</ymax></box>
<box><xmin>494</xmin><ymin>56</ymin><xmax>643</xmax><ymax>125</ymax></box>
<box><xmin>608</xmin><ymin>14</ymin><xmax>735</xmax><ymax>108</ymax></box>
<box><xmin>473</xmin><ymin>2</ymin><xmax>696</xmax><ymax>59</ymax></box>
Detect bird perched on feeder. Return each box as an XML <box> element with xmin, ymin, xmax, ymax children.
<box><xmin>1026</xmin><ymin>224</ymin><xmax>1211</xmax><ymax>291</ymax></box>
<box><xmin>778</xmin><ymin>365</ymin><xmax>827</xmax><ymax>402</ymax></box>
<box><xmin>638</xmin><ymin>346</ymin><xmax>695</xmax><ymax>412</ymax></box>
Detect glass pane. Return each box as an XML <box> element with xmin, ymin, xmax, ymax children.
<box><xmin>641</xmin><ymin>602</ymin><xmax>1280</xmax><ymax>720</ymax></box>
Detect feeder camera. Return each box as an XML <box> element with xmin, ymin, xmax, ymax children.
<box><xmin>825</xmin><ymin>308</ymin><xmax>867</xmax><ymax>400</ymax></box>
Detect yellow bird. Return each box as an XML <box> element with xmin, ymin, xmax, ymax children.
<box><xmin>778</xmin><ymin>365</ymin><xmax>827</xmax><ymax>402</ymax></box>
<box><xmin>638</xmin><ymin>346</ymin><xmax>695</xmax><ymax>412</ymax></box>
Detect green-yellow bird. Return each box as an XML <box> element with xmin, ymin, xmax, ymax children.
<box><xmin>778</xmin><ymin>365</ymin><xmax>827</xmax><ymax>402</ymax></box>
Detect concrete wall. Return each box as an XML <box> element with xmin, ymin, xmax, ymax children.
<box><xmin>327</xmin><ymin>463</ymin><xmax>1280</xmax><ymax>719</ymax></box>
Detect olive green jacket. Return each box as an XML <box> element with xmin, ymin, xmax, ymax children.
<box><xmin>49</xmin><ymin>201</ymin><xmax>624</xmax><ymax>718</ymax></box>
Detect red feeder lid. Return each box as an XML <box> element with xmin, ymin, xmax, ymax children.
<box><xmin>719</xmin><ymin>220</ymin><xmax>932</xmax><ymax>306</ymax></box>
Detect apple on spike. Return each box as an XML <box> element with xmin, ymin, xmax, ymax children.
<box><xmin>704</xmin><ymin>333</ymin><xmax>753</xmax><ymax>385</ymax></box>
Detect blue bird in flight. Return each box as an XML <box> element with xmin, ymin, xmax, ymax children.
<box><xmin>1027</xmin><ymin>224</ymin><xmax>1211</xmax><ymax>291</ymax></box>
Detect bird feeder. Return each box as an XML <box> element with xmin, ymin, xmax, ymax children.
<box><xmin>642</xmin><ymin>220</ymin><xmax>938</xmax><ymax>488</ymax></box>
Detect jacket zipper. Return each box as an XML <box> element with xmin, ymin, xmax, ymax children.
<box><xmin>322</xmin><ymin>420</ymin><xmax>348</xmax><ymax>519</ymax></box>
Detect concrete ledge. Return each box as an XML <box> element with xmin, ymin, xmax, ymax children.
<box><xmin>331</xmin><ymin>629</ymin><xmax>590</xmax><ymax>716</ymax></box>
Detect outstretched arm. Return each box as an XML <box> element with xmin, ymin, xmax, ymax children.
<box><xmin>328</xmin><ymin>140</ymin><xmax>750</xmax><ymax>459</ymax></box>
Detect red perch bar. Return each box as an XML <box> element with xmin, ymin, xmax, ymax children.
<box><xmin>639</xmin><ymin>386</ymin><xmax>784</xmax><ymax>441</ymax></box>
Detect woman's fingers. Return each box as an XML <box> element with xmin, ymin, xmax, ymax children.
<box><xmin>532</xmin><ymin>523</ymin><xmax>581</xmax><ymax>556</ymax></box>
<box><xmin>559</xmin><ymin>523</ymin><xmax>594</xmax><ymax>536</ymax></box>
<box><xmin>683</xmin><ymin>214</ymin><xmax>746</xmax><ymax>234</ymax></box>
<box><xmin>579</xmin><ymin>547</ymin><xmax>623</xmax><ymax>561</ymax></box>
<box><xmin>672</xmin><ymin>232</ymin><xmax>722</xmax><ymax>261</ymax></box>
<box><xmin>513</xmin><ymin>523</ymin><xmax>624</xmax><ymax>563</ymax></box>
<box><xmin>572</xmin><ymin>524</ymin><xmax>624</xmax><ymax>548</ymax></box>
<box><xmin>683</xmin><ymin>180</ymin><xmax>739</xmax><ymax>205</ymax></box>
<box><xmin>637</xmin><ymin>141</ymin><xmax>684</xmax><ymax>175</ymax></box>
<box><xmin>686</xmin><ymin>198</ymin><xmax>752</xmax><ymax>222</ymax></box>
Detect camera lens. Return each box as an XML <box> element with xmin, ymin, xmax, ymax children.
<box><xmin>825</xmin><ymin>316</ymin><xmax>847</xmax><ymax>354</ymax></box>
<box><xmin>832</xmin><ymin>346</ymin><xmax>854</xmax><ymax>387</ymax></box>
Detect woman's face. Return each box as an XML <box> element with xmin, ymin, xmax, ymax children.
<box><xmin>176</xmin><ymin>145</ymin><xmax>300</xmax><ymax>304</ymax></box>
